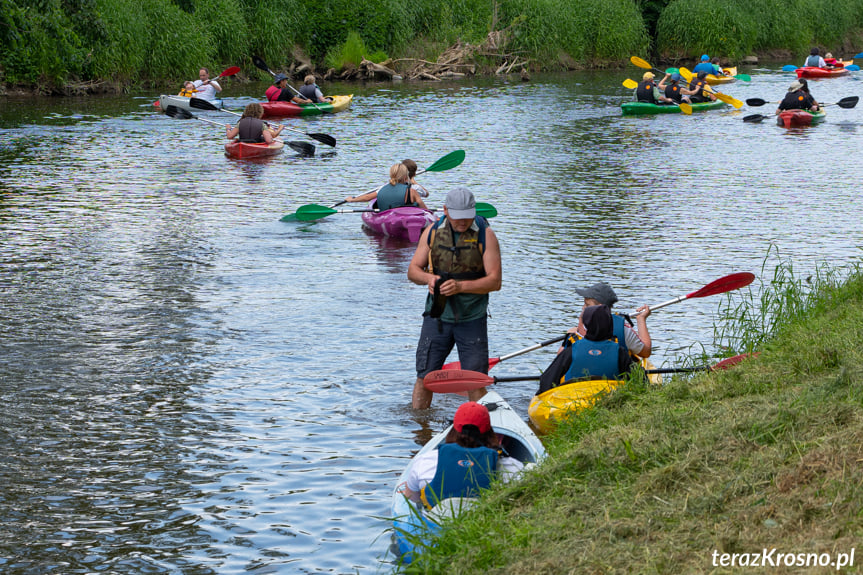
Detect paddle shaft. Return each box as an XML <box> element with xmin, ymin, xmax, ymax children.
<box><xmin>216</xmin><ymin>108</ymin><xmax>316</xmax><ymax>139</ymax></box>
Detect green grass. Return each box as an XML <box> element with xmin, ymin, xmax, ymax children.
<box><xmin>396</xmin><ymin>254</ymin><xmax>863</xmax><ymax>573</ymax></box>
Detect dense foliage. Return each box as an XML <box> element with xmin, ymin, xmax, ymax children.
<box><xmin>2</xmin><ymin>0</ymin><xmax>862</xmax><ymax>91</ymax></box>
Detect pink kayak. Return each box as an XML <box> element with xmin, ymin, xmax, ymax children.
<box><xmin>360</xmin><ymin>201</ymin><xmax>437</xmax><ymax>242</ymax></box>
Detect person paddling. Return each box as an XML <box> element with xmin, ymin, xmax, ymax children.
<box><xmin>193</xmin><ymin>68</ymin><xmax>222</xmax><ymax>102</ymax></box>
<box><xmin>633</xmin><ymin>72</ymin><xmax>673</xmax><ymax>104</ymax></box>
<box><xmin>804</xmin><ymin>47</ymin><xmax>827</xmax><ymax>68</ymax></box>
<box><xmin>265</xmin><ymin>73</ymin><xmax>312</xmax><ymax>104</ymax></box>
<box><xmin>687</xmin><ymin>71</ymin><xmax>717</xmax><ymax>103</ymax></box>
<box><xmin>776</xmin><ymin>80</ymin><xmax>819</xmax><ymax>114</ymax></box>
<box><xmin>297</xmin><ymin>75</ymin><xmax>333</xmax><ymax>103</ymax></box>
<box><xmin>692</xmin><ymin>54</ymin><xmax>715</xmax><ymax>75</ymax></box>
<box><xmin>344</xmin><ymin>163</ymin><xmax>428</xmax><ymax>211</ymax></box>
<box><xmin>658</xmin><ymin>72</ymin><xmax>695</xmax><ymax>105</ymax></box>
<box><xmin>225</xmin><ymin>103</ymin><xmax>283</xmax><ymax>144</ymax></box>
<box><xmin>563</xmin><ymin>282</ymin><xmax>652</xmax><ymax>359</ymax></box>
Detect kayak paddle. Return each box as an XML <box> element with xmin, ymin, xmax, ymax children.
<box><xmin>742</xmin><ymin>114</ymin><xmax>770</xmax><ymax>123</ymax></box>
<box><xmin>678</xmin><ymin>67</ymin><xmax>743</xmax><ymax>108</ymax></box>
<box><xmin>285</xmin><ymin>201</ymin><xmax>497</xmax><ymax>222</ymax></box>
<box><xmin>443</xmin><ymin>272</ymin><xmax>756</xmax><ymax>371</ymax></box>
<box><xmin>746</xmin><ymin>96</ymin><xmax>858</xmax><ymax>109</ymax></box>
<box><xmin>426</xmin><ymin>353</ymin><xmax>755</xmax><ymax>394</ymax></box>
<box><xmin>189</xmin><ymin>97</ymin><xmax>337</xmax><ymax>147</ymax></box>
<box><xmin>163</xmin><ymin>105</ymin><xmax>316</xmax><ymax>155</ymax></box>
<box><xmin>251</xmin><ymin>55</ymin><xmax>324</xmax><ymax>113</ymax></box>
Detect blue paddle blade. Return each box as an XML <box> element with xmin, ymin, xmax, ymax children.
<box><xmin>845</xmin><ymin>64</ymin><xmax>860</xmax><ymax>71</ymax></box>
<box><xmin>854</xmin><ymin>52</ymin><xmax>863</xmax><ymax>59</ymax></box>
<box><xmin>782</xmin><ymin>64</ymin><xmax>798</xmax><ymax>72</ymax></box>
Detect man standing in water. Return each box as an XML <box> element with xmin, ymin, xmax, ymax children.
<box><xmin>407</xmin><ymin>188</ymin><xmax>502</xmax><ymax>409</ymax></box>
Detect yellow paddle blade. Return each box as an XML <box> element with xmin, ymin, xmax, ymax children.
<box><xmin>622</xmin><ymin>78</ymin><xmax>638</xmax><ymax>89</ymax></box>
<box><xmin>630</xmin><ymin>56</ymin><xmax>652</xmax><ymax>69</ymax></box>
<box><xmin>679</xmin><ymin>102</ymin><xmax>693</xmax><ymax>115</ymax></box>
<box><xmin>678</xmin><ymin>66</ymin><xmax>694</xmax><ymax>81</ymax></box>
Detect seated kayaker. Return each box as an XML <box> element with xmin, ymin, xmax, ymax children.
<box><xmin>343</xmin><ymin>163</ymin><xmax>428</xmax><ymax>211</ymax></box>
<box><xmin>658</xmin><ymin>72</ymin><xmax>695</xmax><ymax>105</ymax></box>
<box><xmin>692</xmin><ymin>54</ymin><xmax>715</xmax><ymax>75</ymax></box>
<box><xmin>225</xmin><ymin>103</ymin><xmax>283</xmax><ymax>144</ymax></box>
<box><xmin>265</xmin><ymin>73</ymin><xmax>313</xmax><ymax>104</ymax></box>
<box><xmin>402</xmin><ymin>159</ymin><xmax>430</xmax><ymax>198</ymax></box>
<box><xmin>403</xmin><ymin>401</ymin><xmax>524</xmax><ymax>510</ymax></box>
<box><xmin>776</xmin><ymin>80</ymin><xmax>819</xmax><ymax>114</ymax></box>
<box><xmin>687</xmin><ymin>71</ymin><xmax>717</xmax><ymax>103</ymax></box>
<box><xmin>297</xmin><ymin>74</ymin><xmax>333</xmax><ymax>103</ymax></box>
<box><xmin>711</xmin><ymin>57</ymin><xmax>730</xmax><ymax>76</ymax></box>
<box><xmin>824</xmin><ymin>52</ymin><xmax>842</xmax><ymax>68</ymax></box>
<box><xmin>539</xmin><ymin>304</ymin><xmax>634</xmax><ymax>394</ymax></box>
<box><xmin>804</xmin><ymin>47</ymin><xmax>827</xmax><ymax>68</ymax></box>
<box><xmin>633</xmin><ymin>72</ymin><xmax>673</xmax><ymax>104</ymax></box>
<box><xmin>192</xmin><ymin>68</ymin><xmax>221</xmax><ymax>102</ymax></box>
<box><xmin>564</xmin><ymin>281</ymin><xmax>652</xmax><ymax>359</ymax></box>
<box><xmin>178</xmin><ymin>81</ymin><xmax>196</xmax><ymax>97</ymax></box>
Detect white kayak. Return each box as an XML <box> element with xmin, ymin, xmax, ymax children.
<box><xmin>390</xmin><ymin>390</ymin><xmax>545</xmax><ymax>564</ymax></box>
<box><xmin>157</xmin><ymin>94</ymin><xmax>223</xmax><ymax>111</ymax></box>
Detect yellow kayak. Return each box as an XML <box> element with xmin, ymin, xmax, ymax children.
<box><xmin>705</xmin><ymin>67</ymin><xmax>737</xmax><ymax>85</ymax></box>
<box><xmin>528</xmin><ymin>358</ymin><xmax>661</xmax><ymax>434</ymax></box>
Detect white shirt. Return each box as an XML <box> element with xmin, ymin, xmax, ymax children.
<box><xmin>193</xmin><ymin>80</ymin><xmax>221</xmax><ymax>101</ymax></box>
<box><xmin>405</xmin><ymin>449</ymin><xmax>525</xmax><ymax>493</ymax></box>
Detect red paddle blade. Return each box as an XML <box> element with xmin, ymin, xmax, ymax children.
<box><xmin>423</xmin><ymin>369</ymin><xmax>493</xmax><ymax>393</ymax></box>
<box><xmin>688</xmin><ymin>272</ymin><xmax>755</xmax><ymax>298</ymax></box>
<box><xmin>219</xmin><ymin>66</ymin><xmax>241</xmax><ymax>78</ymax></box>
<box><xmin>442</xmin><ymin>357</ymin><xmax>501</xmax><ymax>371</ymax></box>
<box><xmin>712</xmin><ymin>352</ymin><xmax>759</xmax><ymax>370</ymax></box>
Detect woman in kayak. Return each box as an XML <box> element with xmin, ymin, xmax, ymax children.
<box><xmin>403</xmin><ymin>402</ymin><xmax>524</xmax><ymax>509</ymax></box>
<box><xmin>776</xmin><ymin>80</ymin><xmax>820</xmax><ymax>114</ymax></box>
<box><xmin>343</xmin><ymin>164</ymin><xmax>428</xmax><ymax>211</ymax></box>
<box><xmin>225</xmin><ymin>103</ymin><xmax>283</xmax><ymax>144</ymax></box>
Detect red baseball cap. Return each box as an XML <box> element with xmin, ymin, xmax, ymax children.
<box><xmin>453</xmin><ymin>402</ymin><xmax>491</xmax><ymax>433</ymax></box>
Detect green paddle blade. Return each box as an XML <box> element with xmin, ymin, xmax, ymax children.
<box><xmin>294</xmin><ymin>204</ymin><xmax>336</xmax><ymax>221</ymax></box>
<box><xmin>665</xmin><ymin>67</ymin><xmax>678</xmax><ymax>74</ymax></box>
<box><xmin>424</xmin><ymin>150</ymin><xmax>465</xmax><ymax>173</ymax></box>
<box><xmin>475</xmin><ymin>202</ymin><xmax>497</xmax><ymax>218</ymax></box>
<box><xmin>734</xmin><ymin>73</ymin><xmax>751</xmax><ymax>81</ymax></box>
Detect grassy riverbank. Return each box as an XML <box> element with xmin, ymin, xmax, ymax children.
<box><xmin>3</xmin><ymin>0</ymin><xmax>863</xmax><ymax>94</ymax></box>
<box><xmin>398</xmin><ymin>256</ymin><xmax>863</xmax><ymax>573</ymax></box>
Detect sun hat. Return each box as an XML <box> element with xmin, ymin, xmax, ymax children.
<box><xmin>273</xmin><ymin>73</ymin><xmax>288</xmax><ymax>84</ymax></box>
<box><xmin>453</xmin><ymin>402</ymin><xmax>491</xmax><ymax>433</ymax></box>
<box><xmin>701</xmin><ymin>54</ymin><xmax>710</xmax><ymax>61</ymax></box>
<box><xmin>789</xmin><ymin>80</ymin><xmax>804</xmax><ymax>92</ymax></box>
<box><xmin>444</xmin><ymin>187</ymin><xmax>476</xmax><ymax>219</ymax></box>
<box><xmin>575</xmin><ymin>282</ymin><xmax>619</xmax><ymax>307</ymax></box>
<box><xmin>643</xmin><ymin>72</ymin><xmax>655</xmax><ymax>80</ymax></box>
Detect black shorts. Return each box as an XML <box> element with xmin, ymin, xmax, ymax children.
<box><xmin>415</xmin><ymin>315</ymin><xmax>488</xmax><ymax>378</ymax></box>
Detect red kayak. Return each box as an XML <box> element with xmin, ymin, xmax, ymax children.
<box><xmin>796</xmin><ymin>66</ymin><xmax>848</xmax><ymax>78</ymax></box>
<box><xmin>776</xmin><ymin>109</ymin><xmax>826</xmax><ymax>128</ymax></box>
<box><xmin>224</xmin><ymin>140</ymin><xmax>284</xmax><ymax>159</ymax></box>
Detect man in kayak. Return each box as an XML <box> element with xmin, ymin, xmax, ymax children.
<box><xmin>538</xmin><ymin>304</ymin><xmax>634</xmax><ymax>394</ymax></box>
<box><xmin>265</xmin><ymin>73</ymin><xmax>313</xmax><ymax>104</ymax></box>
<box><xmin>403</xmin><ymin>401</ymin><xmax>523</xmax><ymax>512</ymax></box>
<box><xmin>777</xmin><ymin>80</ymin><xmax>820</xmax><ymax>114</ymax></box>
<box><xmin>298</xmin><ymin>75</ymin><xmax>333</xmax><ymax>103</ymax></box>
<box><xmin>633</xmin><ymin>72</ymin><xmax>673</xmax><ymax>104</ymax></box>
<box><xmin>804</xmin><ymin>47</ymin><xmax>827</xmax><ymax>68</ymax></box>
<box><xmin>658</xmin><ymin>72</ymin><xmax>695</xmax><ymax>105</ymax></box>
<box><xmin>343</xmin><ymin>164</ymin><xmax>428</xmax><ymax>210</ymax></box>
<box><xmin>693</xmin><ymin>54</ymin><xmax>716</xmax><ymax>75</ymax></box>
<box><xmin>563</xmin><ymin>281</ymin><xmax>652</xmax><ymax>359</ymax></box>
<box><xmin>687</xmin><ymin>71</ymin><xmax>717</xmax><ymax>103</ymax></box>
<box><xmin>193</xmin><ymin>68</ymin><xmax>222</xmax><ymax>102</ymax></box>
<box><xmin>225</xmin><ymin>103</ymin><xmax>283</xmax><ymax>144</ymax></box>
<box><xmin>408</xmin><ymin>187</ymin><xmax>502</xmax><ymax>409</ymax></box>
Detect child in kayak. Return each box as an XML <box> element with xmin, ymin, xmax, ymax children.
<box><xmin>178</xmin><ymin>81</ymin><xmax>196</xmax><ymax>97</ymax></box>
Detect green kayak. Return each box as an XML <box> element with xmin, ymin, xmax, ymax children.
<box><xmin>621</xmin><ymin>100</ymin><xmax>728</xmax><ymax>115</ymax></box>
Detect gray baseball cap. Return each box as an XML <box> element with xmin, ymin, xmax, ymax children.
<box><xmin>575</xmin><ymin>282</ymin><xmax>618</xmax><ymax>307</ymax></box>
<box><xmin>445</xmin><ymin>187</ymin><xmax>476</xmax><ymax>219</ymax></box>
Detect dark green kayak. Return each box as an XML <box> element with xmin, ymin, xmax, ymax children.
<box><xmin>621</xmin><ymin>100</ymin><xmax>728</xmax><ymax>115</ymax></box>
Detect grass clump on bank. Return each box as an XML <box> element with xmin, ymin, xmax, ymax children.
<box><xmin>396</xmin><ymin>254</ymin><xmax>863</xmax><ymax>573</ymax></box>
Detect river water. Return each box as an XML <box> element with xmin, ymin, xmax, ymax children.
<box><xmin>1</xmin><ymin>67</ymin><xmax>862</xmax><ymax>573</ymax></box>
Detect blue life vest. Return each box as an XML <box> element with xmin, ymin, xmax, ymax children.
<box><xmin>421</xmin><ymin>443</ymin><xmax>498</xmax><ymax>509</ymax></box>
<box><xmin>376</xmin><ymin>183</ymin><xmax>413</xmax><ymax>211</ymax></box>
<box><xmin>612</xmin><ymin>314</ymin><xmax>628</xmax><ymax>354</ymax></box>
<box><xmin>563</xmin><ymin>336</ymin><xmax>623</xmax><ymax>382</ymax></box>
